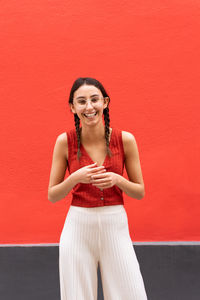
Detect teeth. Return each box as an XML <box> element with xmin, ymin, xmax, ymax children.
<box><xmin>84</xmin><ymin>112</ymin><xmax>97</xmax><ymax>117</ymax></box>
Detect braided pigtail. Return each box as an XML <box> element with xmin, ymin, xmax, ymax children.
<box><xmin>74</xmin><ymin>113</ymin><xmax>82</xmax><ymax>161</ymax></box>
<box><xmin>103</xmin><ymin>106</ymin><xmax>112</xmax><ymax>157</ymax></box>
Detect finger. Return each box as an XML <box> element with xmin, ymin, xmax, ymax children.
<box><xmin>91</xmin><ymin>173</ymin><xmax>107</xmax><ymax>179</ymax></box>
<box><xmin>92</xmin><ymin>178</ymin><xmax>108</xmax><ymax>183</ymax></box>
<box><xmin>92</xmin><ymin>182</ymin><xmax>110</xmax><ymax>188</ymax></box>
<box><xmin>87</xmin><ymin>162</ymin><xmax>97</xmax><ymax>167</ymax></box>
<box><xmin>96</xmin><ymin>169</ymin><xmax>107</xmax><ymax>174</ymax></box>
<box><xmin>90</xmin><ymin>172</ymin><xmax>105</xmax><ymax>182</ymax></box>
<box><xmin>94</xmin><ymin>169</ymin><xmax>107</xmax><ymax>174</ymax></box>
<box><xmin>90</xmin><ymin>166</ymin><xmax>106</xmax><ymax>173</ymax></box>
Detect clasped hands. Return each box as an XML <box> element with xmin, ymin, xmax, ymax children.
<box><xmin>75</xmin><ymin>162</ymin><xmax>119</xmax><ymax>189</ymax></box>
<box><xmin>90</xmin><ymin>164</ymin><xmax>118</xmax><ymax>189</ymax></box>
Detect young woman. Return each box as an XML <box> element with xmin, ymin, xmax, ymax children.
<box><xmin>48</xmin><ymin>77</ymin><xmax>148</xmax><ymax>300</ymax></box>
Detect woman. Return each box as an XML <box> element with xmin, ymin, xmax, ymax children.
<box><xmin>48</xmin><ymin>77</ymin><xmax>148</xmax><ymax>300</ymax></box>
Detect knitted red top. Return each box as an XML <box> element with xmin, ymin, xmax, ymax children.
<box><xmin>66</xmin><ymin>127</ymin><xmax>125</xmax><ymax>207</ymax></box>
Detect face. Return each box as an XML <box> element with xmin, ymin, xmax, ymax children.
<box><xmin>70</xmin><ymin>84</ymin><xmax>109</xmax><ymax>125</ymax></box>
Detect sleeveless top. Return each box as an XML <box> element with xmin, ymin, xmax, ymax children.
<box><xmin>66</xmin><ymin>127</ymin><xmax>125</xmax><ymax>207</ymax></box>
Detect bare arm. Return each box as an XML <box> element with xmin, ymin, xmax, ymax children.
<box><xmin>48</xmin><ymin>133</ymin><xmax>78</xmax><ymax>203</ymax></box>
<box><xmin>115</xmin><ymin>131</ymin><xmax>145</xmax><ymax>200</ymax></box>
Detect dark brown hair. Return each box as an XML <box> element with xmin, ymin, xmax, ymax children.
<box><xmin>68</xmin><ymin>77</ymin><xmax>112</xmax><ymax>161</ymax></box>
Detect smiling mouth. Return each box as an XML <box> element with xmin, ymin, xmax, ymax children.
<box><xmin>83</xmin><ymin>112</ymin><xmax>98</xmax><ymax>118</ymax></box>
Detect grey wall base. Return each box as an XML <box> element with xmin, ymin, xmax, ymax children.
<box><xmin>0</xmin><ymin>245</ymin><xmax>199</xmax><ymax>300</ymax></box>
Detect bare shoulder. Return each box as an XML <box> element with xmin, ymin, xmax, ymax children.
<box><xmin>121</xmin><ymin>131</ymin><xmax>137</xmax><ymax>157</ymax></box>
<box><xmin>55</xmin><ymin>132</ymin><xmax>68</xmax><ymax>161</ymax></box>
<box><xmin>122</xmin><ymin>130</ymin><xmax>136</xmax><ymax>142</ymax></box>
<box><xmin>57</xmin><ymin>132</ymin><xmax>68</xmax><ymax>143</ymax></box>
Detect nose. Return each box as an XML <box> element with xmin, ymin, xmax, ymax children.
<box><xmin>85</xmin><ymin>100</ymin><xmax>94</xmax><ymax>109</ymax></box>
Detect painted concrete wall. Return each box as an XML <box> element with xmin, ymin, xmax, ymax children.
<box><xmin>1</xmin><ymin>0</ymin><xmax>200</xmax><ymax>243</ymax></box>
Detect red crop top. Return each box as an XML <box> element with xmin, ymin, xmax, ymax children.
<box><xmin>66</xmin><ymin>127</ymin><xmax>125</xmax><ymax>207</ymax></box>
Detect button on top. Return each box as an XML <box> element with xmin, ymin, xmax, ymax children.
<box><xmin>100</xmin><ymin>197</ymin><xmax>104</xmax><ymax>200</ymax></box>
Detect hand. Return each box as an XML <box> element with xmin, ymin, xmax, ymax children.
<box><xmin>73</xmin><ymin>162</ymin><xmax>106</xmax><ymax>184</ymax></box>
<box><xmin>90</xmin><ymin>171</ymin><xmax>119</xmax><ymax>189</ymax></box>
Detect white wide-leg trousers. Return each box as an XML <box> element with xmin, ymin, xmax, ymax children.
<box><xmin>59</xmin><ymin>204</ymin><xmax>148</xmax><ymax>300</ymax></box>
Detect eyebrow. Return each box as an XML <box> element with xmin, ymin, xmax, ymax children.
<box><xmin>76</xmin><ymin>94</ymin><xmax>100</xmax><ymax>100</ymax></box>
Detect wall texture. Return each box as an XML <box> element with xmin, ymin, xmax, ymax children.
<box><xmin>0</xmin><ymin>0</ymin><xmax>200</xmax><ymax>243</ymax></box>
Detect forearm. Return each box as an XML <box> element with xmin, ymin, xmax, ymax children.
<box><xmin>115</xmin><ymin>174</ymin><xmax>145</xmax><ymax>200</ymax></box>
<box><xmin>48</xmin><ymin>173</ymin><xmax>78</xmax><ymax>203</ymax></box>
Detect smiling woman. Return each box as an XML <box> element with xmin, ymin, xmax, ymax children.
<box><xmin>71</xmin><ymin>86</ymin><xmax>109</xmax><ymax>127</ymax></box>
<box><xmin>48</xmin><ymin>77</ymin><xmax>148</xmax><ymax>300</ymax></box>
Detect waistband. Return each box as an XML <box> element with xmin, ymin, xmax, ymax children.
<box><xmin>69</xmin><ymin>204</ymin><xmax>125</xmax><ymax>215</ymax></box>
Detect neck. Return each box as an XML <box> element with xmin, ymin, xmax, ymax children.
<box><xmin>80</xmin><ymin>123</ymin><xmax>107</xmax><ymax>144</ymax></box>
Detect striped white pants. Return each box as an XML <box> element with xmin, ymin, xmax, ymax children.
<box><xmin>59</xmin><ymin>204</ymin><xmax>148</xmax><ymax>300</ymax></box>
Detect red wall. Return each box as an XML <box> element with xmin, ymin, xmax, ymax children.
<box><xmin>1</xmin><ymin>0</ymin><xmax>200</xmax><ymax>243</ymax></box>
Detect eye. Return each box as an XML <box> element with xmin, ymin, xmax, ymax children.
<box><xmin>79</xmin><ymin>100</ymin><xmax>86</xmax><ymax>105</ymax></box>
<box><xmin>92</xmin><ymin>97</ymin><xmax>99</xmax><ymax>102</ymax></box>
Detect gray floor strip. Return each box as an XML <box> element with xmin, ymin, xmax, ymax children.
<box><xmin>0</xmin><ymin>241</ymin><xmax>200</xmax><ymax>247</ymax></box>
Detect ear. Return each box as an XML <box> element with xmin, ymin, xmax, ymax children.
<box><xmin>69</xmin><ymin>103</ymin><xmax>76</xmax><ymax>114</ymax></box>
<box><xmin>103</xmin><ymin>97</ymin><xmax>110</xmax><ymax>109</ymax></box>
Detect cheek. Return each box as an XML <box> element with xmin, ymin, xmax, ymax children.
<box><xmin>95</xmin><ymin>103</ymin><xmax>104</xmax><ymax>111</ymax></box>
<box><xmin>76</xmin><ymin>107</ymin><xmax>84</xmax><ymax>115</ymax></box>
